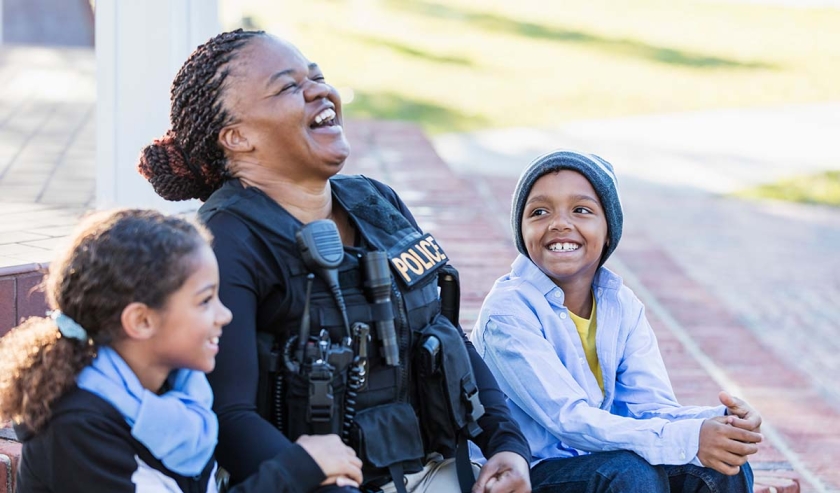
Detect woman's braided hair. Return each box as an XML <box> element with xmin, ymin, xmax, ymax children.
<box><xmin>138</xmin><ymin>29</ymin><xmax>265</xmax><ymax>201</ymax></box>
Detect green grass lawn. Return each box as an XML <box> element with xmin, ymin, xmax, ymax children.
<box><xmin>735</xmin><ymin>171</ymin><xmax>840</xmax><ymax>207</ymax></box>
<box><xmin>223</xmin><ymin>0</ymin><xmax>840</xmax><ymax>135</ymax></box>
<box><xmin>221</xmin><ymin>0</ymin><xmax>840</xmax><ymax>206</ymax></box>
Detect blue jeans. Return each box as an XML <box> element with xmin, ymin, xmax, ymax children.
<box><xmin>530</xmin><ymin>450</ymin><xmax>754</xmax><ymax>493</ymax></box>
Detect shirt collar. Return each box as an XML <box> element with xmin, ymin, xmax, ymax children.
<box><xmin>512</xmin><ymin>254</ymin><xmax>559</xmax><ymax>297</ymax></box>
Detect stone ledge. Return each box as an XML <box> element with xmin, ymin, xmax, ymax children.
<box><xmin>0</xmin><ymin>263</ymin><xmax>48</xmax><ymax>278</ymax></box>
<box><xmin>0</xmin><ymin>437</ymin><xmax>21</xmax><ymax>493</ymax></box>
<box><xmin>754</xmin><ymin>474</ymin><xmax>800</xmax><ymax>493</ymax></box>
<box><xmin>0</xmin><ymin>454</ymin><xmax>11</xmax><ymax>493</ymax></box>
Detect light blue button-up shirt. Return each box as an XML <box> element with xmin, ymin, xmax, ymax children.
<box><xmin>471</xmin><ymin>255</ymin><xmax>725</xmax><ymax>466</ymax></box>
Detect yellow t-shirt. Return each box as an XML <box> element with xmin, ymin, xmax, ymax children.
<box><xmin>568</xmin><ymin>296</ymin><xmax>603</xmax><ymax>394</ymax></box>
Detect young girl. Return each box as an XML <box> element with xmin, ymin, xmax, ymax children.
<box><xmin>471</xmin><ymin>150</ymin><xmax>763</xmax><ymax>492</ymax></box>
<box><xmin>0</xmin><ymin>209</ymin><xmax>362</xmax><ymax>493</ymax></box>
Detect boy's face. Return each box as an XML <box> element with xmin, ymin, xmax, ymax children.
<box><xmin>521</xmin><ymin>170</ymin><xmax>608</xmax><ymax>289</ymax></box>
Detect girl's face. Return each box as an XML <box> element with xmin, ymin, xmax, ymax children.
<box><xmin>521</xmin><ymin>170</ymin><xmax>608</xmax><ymax>291</ymax></box>
<box><xmin>148</xmin><ymin>244</ymin><xmax>232</xmax><ymax>375</ymax></box>
<box><xmin>222</xmin><ymin>35</ymin><xmax>350</xmax><ymax>182</ymax></box>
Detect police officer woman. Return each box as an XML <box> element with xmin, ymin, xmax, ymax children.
<box><xmin>138</xmin><ymin>30</ymin><xmax>531</xmax><ymax>493</ymax></box>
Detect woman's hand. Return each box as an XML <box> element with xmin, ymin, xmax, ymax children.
<box><xmin>296</xmin><ymin>434</ymin><xmax>363</xmax><ymax>488</ymax></box>
<box><xmin>473</xmin><ymin>451</ymin><xmax>531</xmax><ymax>493</ymax></box>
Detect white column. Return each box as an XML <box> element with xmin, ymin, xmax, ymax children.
<box><xmin>95</xmin><ymin>0</ymin><xmax>220</xmax><ymax>212</ymax></box>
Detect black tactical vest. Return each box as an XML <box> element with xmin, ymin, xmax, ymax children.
<box><xmin>202</xmin><ymin>175</ymin><xmax>483</xmax><ymax>488</ymax></box>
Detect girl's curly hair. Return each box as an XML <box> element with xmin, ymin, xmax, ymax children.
<box><xmin>0</xmin><ymin>209</ymin><xmax>211</xmax><ymax>432</ymax></box>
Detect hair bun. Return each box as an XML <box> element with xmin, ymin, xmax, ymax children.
<box><xmin>137</xmin><ymin>131</ymin><xmax>213</xmax><ymax>201</ymax></box>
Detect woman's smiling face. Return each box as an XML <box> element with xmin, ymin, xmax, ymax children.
<box><xmin>221</xmin><ymin>35</ymin><xmax>350</xmax><ymax>181</ymax></box>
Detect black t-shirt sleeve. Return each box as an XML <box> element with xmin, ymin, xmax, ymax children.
<box><xmin>18</xmin><ymin>414</ymin><xmax>139</xmax><ymax>493</ymax></box>
<box><xmin>204</xmin><ymin>211</ymin><xmax>303</xmax><ymax>484</ymax></box>
<box><xmin>464</xmin><ymin>336</ymin><xmax>532</xmax><ymax>462</ymax></box>
<box><xmin>228</xmin><ymin>443</ymin><xmax>325</xmax><ymax>493</ymax></box>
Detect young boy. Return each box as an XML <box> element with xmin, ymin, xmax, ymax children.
<box><xmin>470</xmin><ymin>150</ymin><xmax>762</xmax><ymax>492</ymax></box>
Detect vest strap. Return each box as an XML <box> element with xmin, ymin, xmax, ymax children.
<box><xmin>307</xmin><ymin>362</ymin><xmax>335</xmax><ymax>434</ymax></box>
<box><xmin>388</xmin><ymin>463</ymin><xmax>409</xmax><ymax>493</ymax></box>
<box><xmin>456</xmin><ymin>435</ymin><xmax>476</xmax><ymax>493</ymax></box>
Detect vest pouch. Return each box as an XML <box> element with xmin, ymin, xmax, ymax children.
<box><xmin>350</xmin><ymin>402</ymin><xmax>424</xmax><ymax>485</ymax></box>
<box><xmin>283</xmin><ymin>365</ymin><xmax>346</xmax><ymax>440</ymax></box>
<box><xmin>413</xmin><ymin>315</ymin><xmax>484</xmax><ymax>457</ymax></box>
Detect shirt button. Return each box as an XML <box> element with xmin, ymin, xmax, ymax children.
<box><xmin>597</xmin><ymin>288</ymin><xmax>603</xmax><ymax>296</ymax></box>
<box><xmin>554</xmin><ymin>291</ymin><xmax>562</xmax><ymax>298</ymax></box>
<box><xmin>680</xmin><ymin>451</ymin><xmax>686</xmax><ymax>460</ymax></box>
<box><xmin>560</xmin><ymin>312</ymin><xmax>567</xmax><ymax>319</ymax></box>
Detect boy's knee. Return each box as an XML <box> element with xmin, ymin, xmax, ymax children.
<box><xmin>667</xmin><ymin>461</ymin><xmax>754</xmax><ymax>493</ymax></box>
<box><xmin>594</xmin><ymin>451</ymin><xmax>667</xmax><ymax>491</ymax></box>
<box><xmin>713</xmin><ymin>461</ymin><xmax>754</xmax><ymax>492</ymax></box>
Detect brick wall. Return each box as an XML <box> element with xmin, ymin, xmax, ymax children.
<box><xmin>0</xmin><ymin>264</ymin><xmax>50</xmax><ymax>337</ymax></box>
<box><xmin>0</xmin><ymin>430</ymin><xmax>20</xmax><ymax>493</ymax></box>
<box><xmin>0</xmin><ymin>263</ymin><xmax>47</xmax><ymax>492</ymax></box>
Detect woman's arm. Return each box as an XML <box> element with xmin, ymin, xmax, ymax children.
<box><xmin>228</xmin><ymin>438</ymin><xmax>361</xmax><ymax>493</ymax></box>
<box><xmin>206</xmin><ymin>212</ymin><xmax>323</xmax><ymax>486</ymax></box>
<box><xmin>465</xmin><ymin>335</ymin><xmax>531</xmax><ymax>461</ymax></box>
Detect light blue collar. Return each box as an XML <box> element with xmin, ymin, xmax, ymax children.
<box><xmin>77</xmin><ymin>346</ymin><xmax>218</xmax><ymax>476</ymax></box>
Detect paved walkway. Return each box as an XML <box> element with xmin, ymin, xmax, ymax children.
<box><xmin>432</xmin><ymin>109</ymin><xmax>840</xmax><ymax>492</ymax></box>
<box><xmin>2</xmin><ymin>44</ymin><xmax>839</xmax><ymax>492</ymax></box>
<box><xmin>0</xmin><ymin>46</ymin><xmax>95</xmax><ymax>267</ymax></box>
<box><xmin>434</xmin><ymin>105</ymin><xmax>840</xmax><ymax>412</ymax></box>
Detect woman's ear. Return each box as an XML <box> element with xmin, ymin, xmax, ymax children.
<box><xmin>120</xmin><ymin>302</ymin><xmax>157</xmax><ymax>341</ymax></box>
<box><xmin>218</xmin><ymin>124</ymin><xmax>254</xmax><ymax>154</ymax></box>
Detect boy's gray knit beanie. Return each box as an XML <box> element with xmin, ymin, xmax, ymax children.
<box><xmin>511</xmin><ymin>150</ymin><xmax>623</xmax><ymax>266</ymax></box>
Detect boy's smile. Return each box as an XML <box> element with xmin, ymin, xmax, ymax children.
<box><xmin>521</xmin><ymin>170</ymin><xmax>608</xmax><ymax>291</ymax></box>
<box><xmin>548</xmin><ymin>242</ymin><xmax>581</xmax><ymax>252</ymax></box>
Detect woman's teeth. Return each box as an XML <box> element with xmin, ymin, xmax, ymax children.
<box><xmin>313</xmin><ymin>108</ymin><xmax>336</xmax><ymax>127</ymax></box>
<box><xmin>210</xmin><ymin>336</ymin><xmax>219</xmax><ymax>345</ymax></box>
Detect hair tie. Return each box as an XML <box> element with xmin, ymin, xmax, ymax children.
<box><xmin>49</xmin><ymin>310</ymin><xmax>88</xmax><ymax>341</ymax></box>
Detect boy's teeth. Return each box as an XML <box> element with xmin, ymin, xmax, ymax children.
<box><xmin>549</xmin><ymin>242</ymin><xmax>579</xmax><ymax>252</ymax></box>
<box><xmin>210</xmin><ymin>337</ymin><xmax>219</xmax><ymax>344</ymax></box>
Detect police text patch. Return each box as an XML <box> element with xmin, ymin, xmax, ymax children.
<box><xmin>389</xmin><ymin>234</ymin><xmax>448</xmax><ymax>287</ymax></box>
